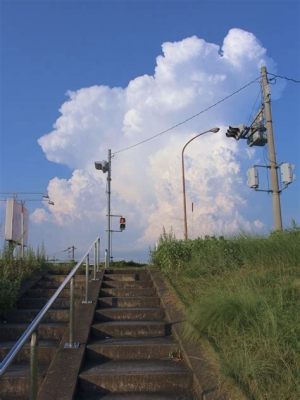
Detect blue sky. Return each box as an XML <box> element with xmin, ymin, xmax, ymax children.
<box><xmin>0</xmin><ymin>0</ymin><xmax>299</xmax><ymax>260</ymax></box>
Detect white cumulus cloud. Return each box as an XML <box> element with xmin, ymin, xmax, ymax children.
<box><xmin>34</xmin><ymin>28</ymin><xmax>276</xmax><ymax>259</ymax></box>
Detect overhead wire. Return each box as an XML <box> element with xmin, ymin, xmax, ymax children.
<box><xmin>113</xmin><ymin>76</ymin><xmax>260</xmax><ymax>155</ymax></box>
<box><xmin>267</xmin><ymin>72</ymin><xmax>300</xmax><ymax>84</ymax></box>
<box><xmin>246</xmin><ymin>87</ymin><xmax>262</xmax><ymax>127</ymax></box>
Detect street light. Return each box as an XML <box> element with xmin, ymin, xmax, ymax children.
<box><xmin>181</xmin><ymin>127</ymin><xmax>220</xmax><ymax>240</ymax></box>
<box><xmin>95</xmin><ymin>149</ymin><xmax>112</xmax><ymax>269</ymax></box>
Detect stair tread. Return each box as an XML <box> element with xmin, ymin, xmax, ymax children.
<box><xmin>82</xmin><ymin>392</ymin><xmax>192</xmax><ymax>399</ymax></box>
<box><xmin>96</xmin><ymin>307</ymin><xmax>161</xmax><ymax>312</ymax></box>
<box><xmin>0</xmin><ymin>339</ymin><xmax>58</xmax><ymax>349</ymax></box>
<box><xmin>92</xmin><ymin>321</ymin><xmax>166</xmax><ymax>328</ymax></box>
<box><xmin>80</xmin><ymin>359</ymin><xmax>190</xmax><ymax>377</ymax></box>
<box><xmin>0</xmin><ymin>362</ymin><xmax>48</xmax><ymax>377</ymax></box>
<box><xmin>98</xmin><ymin>296</ymin><xmax>158</xmax><ymax>300</ymax></box>
<box><xmin>88</xmin><ymin>336</ymin><xmax>175</xmax><ymax>348</ymax></box>
<box><xmin>0</xmin><ymin>321</ymin><xmax>66</xmax><ymax>328</ymax></box>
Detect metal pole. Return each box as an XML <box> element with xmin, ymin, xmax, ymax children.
<box><xmin>107</xmin><ymin>149</ymin><xmax>112</xmax><ymax>269</ymax></box>
<box><xmin>181</xmin><ymin>129</ymin><xmax>220</xmax><ymax>240</ymax></box>
<box><xmin>30</xmin><ymin>332</ymin><xmax>38</xmax><ymax>400</ymax></box>
<box><xmin>261</xmin><ymin>66</ymin><xmax>283</xmax><ymax>231</ymax></box>
<box><xmin>82</xmin><ymin>254</ymin><xmax>91</xmax><ymax>303</ymax></box>
<box><xmin>69</xmin><ymin>277</ymin><xmax>74</xmax><ymax>344</ymax></box>
<box><xmin>64</xmin><ymin>276</ymin><xmax>79</xmax><ymax>348</ymax></box>
<box><xmin>97</xmin><ymin>237</ymin><xmax>100</xmax><ymax>271</ymax></box>
<box><xmin>105</xmin><ymin>249</ymin><xmax>108</xmax><ymax>269</ymax></box>
<box><xmin>92</xmin><ymin>242</ymin><xmax>98</xmax><ymax>280</ymax></box>
<box><xmin>21</xmin><ymin>202</ymin><xmax>24</xmax><ymax>259</ymax></box>
<box><xmin>181</xmin><ymin>150</ymin><xmax>188</xmax><ymax>240</ymax></box>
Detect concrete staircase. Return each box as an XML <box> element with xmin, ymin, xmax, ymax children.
<box><xmin>0</xmin><ymin>270</ymin><xmax>84</xmax><ymax>400</ymax></box>
<box><xmin>75</xmin><ymin>268</ymin><xmax>194</xmax><ymax>399</ymax></box>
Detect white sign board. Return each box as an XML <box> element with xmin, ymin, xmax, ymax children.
<box><xmin>4</xmin><ymin>198</ymin><xmax>29</xmax><ymax>246</ymax></box>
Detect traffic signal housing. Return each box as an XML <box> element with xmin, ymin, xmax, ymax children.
<box><xmin>226</xmin><ymin>125</ymin><xmax>248</xmax><ymax>140</ymax></box>
<box><xmin>94</xmin><ymin>160</ymin><xmax>109</xmax><ymax>173</ymax></box>
<box><xmin>120</xmin><ymin>217</ymin><xmax>126</xmax><ymax>231</ymax></box>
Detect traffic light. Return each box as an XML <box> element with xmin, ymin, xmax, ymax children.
<box><xmin>225</xmin><ymin>125</ymin><xmax>248</xmax><ymax>140</ymax></box>
<box><xmin>120</xmin><ymin>217</ymin><xmax>126</xmax><ymax>231</ymax></box>
<box><xmin>94</xmin><ymin>160</ymin><xmax>109</xmax><ymax>173</ymax></box>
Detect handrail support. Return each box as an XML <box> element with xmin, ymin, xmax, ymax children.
<box><xmin>92</xmin><ymin>242</ymin><xmax>99</xmax><ymax>281</ymax></box>
<box><xmin>64</xmin><ymin>277</ymin><xmax>80</xmax><ymax>349</ymax></box>
<box><xmin>82</xmin><ymin>254</ymin><xmax>92</xmax><ymax>304</ymax></box>
<box><xmin>30</xmin><ymin>332</ymin><xmax>38</xmax><ymax>400</ymax></box>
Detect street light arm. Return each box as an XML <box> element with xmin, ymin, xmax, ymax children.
<box><xmin>181</xmin><ymin>127</ymin><xmax>219</xmax><ymax>240</ymax></box>
<box><xmin>182</xmin><ymin>128</ymin><xmax>219</xmax><ymax>155</ymax></box>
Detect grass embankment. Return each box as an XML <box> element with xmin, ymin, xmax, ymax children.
<box><xmin>151</xmin><ymin>229</ymin><xmax>300</xmax><ymax>400</ymax></box>
<box><xmin>0</xmin><ymin>246</ymin><xmax>48</xmax><ymax>314</ymax></box>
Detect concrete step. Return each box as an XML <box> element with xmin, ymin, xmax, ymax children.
<box><xmin>0</xmin><ymin>363</ymin><xmax>47</xmax><ymax>398</ymax></box>
<box><xmin>78</xmin><ymin>360</ymin><xmax>192</xmax><ymax>394</ymax></box>
<box><xmin>100</xmin><ymin>393</ymin><xmax>192</xmax><ymax>400</ymax></box>
<box><xmin>0</xmin><ymin>339</ymin><xmax>58</xmax><ymax>363</ymax></box>
<box><xmin>26</xmin><ymin>287</ymin><xmax>70</xmax><ymax>298</ymax></box>
<box><xmin>43</xmin><ymin>274</ymin><xmax>86</xmax><ymax>283</ymax></box>
<box><xmin>86</xmin><ymin>337</ymin><xmax>178</xmax><ymax>361</ymax></box>
<box><xmin>0</xmin><ymin>322</ymin><xmax>67</xmax><ymax>341</ymax></box>
<box><xmin>102</xmin><ymin>281</ymin><xmax>153</xmax><ymax>289</ymax></box>
<box><xmin>103</xmin><ymin>274</ymin><xmax>139</xmax><ymax>282</ymax></box>
<box><xmin>94</xmin><ymin>307</ymin><xmax>164</xmax><ymax>322</ymax></box>
<box><xmin>100</xmin><ymin>288</ymin><xmax>156</xmax><ymax>298</ymax></box>
<box><xmin>76</xmin><ymin>392</ymin><xmax>192</xmax><ymax>399</ymax></box>
<box><xmin>35</xmin><ymin>280</ymin><xmax>85</xmax><ymax>289</ymax></box>
<box><xmin>91</xmin><ymin>321</ymin><xmax>169</xmax><ymax>339</ymax></box>
<box><xmin>3</xmin><ymin>308</ymin><xmax>69</xmax><ymax>323</ymax></box>
<box><xmin>104</xmin><ymin>269</ymin><xmax>148</xmax><ymax>275</ymax></box>
<box><xmin>18</xmin><ymin>296</ymin><xmax>70</xmax><ymax>309</ymax></box>
<box><xmin>98</xmin><ymin>297</ymin><xmax>160</xmax><ymax>308</ymax></box>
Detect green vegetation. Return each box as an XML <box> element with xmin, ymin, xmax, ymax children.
<box><xmin>0</xmin><ymin>244</ymin><xmax>48</xmax><ymax>314</ymax></box>
<box><xmin>151</xmin><ymin>227</ymin><xmax>300</xmax><ymax>400</ymax></box>
<box><xmin>110</xmin><ymin>260</ymin><xmax>147</xmax><ymax>268</ymax></box>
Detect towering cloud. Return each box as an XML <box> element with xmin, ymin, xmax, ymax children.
<box><xmin>33</xmin><ymin>29</ymin><xmax>275</xmax><ymax>258</ymax></box>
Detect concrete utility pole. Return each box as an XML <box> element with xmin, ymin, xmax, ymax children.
<box><xmin>261</xmin><ymin>66</ymin><xmax>283</xmax><ymax>231</ymax></box>
<box><xmin>107</xmin><ymin>149</ymin><xmax>112</xmax><ymax>269</ymax></box>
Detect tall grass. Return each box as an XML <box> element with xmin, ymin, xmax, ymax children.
<box><xmin>0</xmin><ymin>244</ymin><xmax>48</xmax><ymax>314</ymax></box>
<box><xmin>151</xmin><ymin>227</ymin><xmax>300</xmax><ymax>399</ymax></box>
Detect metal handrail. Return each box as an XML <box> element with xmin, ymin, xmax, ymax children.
<box><xmin>0</xmin><ymin>236</ymin><xmax>101</xmax><ymax>379</ymax></box>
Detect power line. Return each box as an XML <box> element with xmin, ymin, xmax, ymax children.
<box><xmin>113</xmin><ymin>76</ymin><xmax>260</xmax><ymax>155</ymax></box>
<box><xmin>246</xmin><ymin>88</ymin><xmax>262</xmax><ymax>127</ymax></box>
<box><xmin>267</xmin><ymin>72</ymin><xmax>300</xmax><ymax>84</ymax></box>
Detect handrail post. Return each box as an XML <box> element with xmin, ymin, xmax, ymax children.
<box><xmin>82</xmin><ymin>254</ymin><xmax>92</xmax><ymax>304</ymax></box>
<box><xmin>64</xmin><ymin>277</ymin><xmax>79</xmax><ymax>348</ymax></box>
<box><xmin>105</xmin><ymin>249</ymin><xmax>108</xmax><ymax>269</ymax></box>
<box><xmin>92</xmin><ymin>242</ymin><xmax>98</xmax><ymax>281</ymax></box>
<box><xmin>30</xmin><ymin>332</ymin><xmax>38</xmax><ymax>400</ymax></box>
<box><xmin>97</xmin><ymin>237</ymin><xmax>100</xmax><ymax>272</ymax></box>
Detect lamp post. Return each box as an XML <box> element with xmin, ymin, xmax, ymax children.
<box><xmin>181</xmin><ymin>127</ymin><xmax>220</xmax><ymax>240</ymax></box>
<box><xmin>95</xmin><ymin>149</ymin><xmax>111</xmax><ymax>269</ymax></box>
